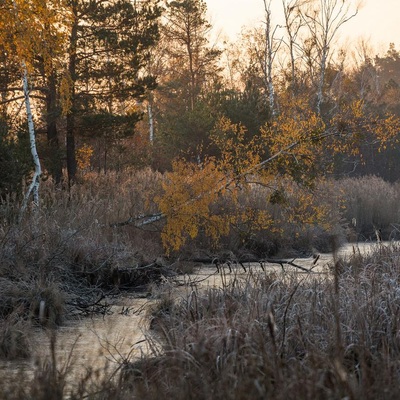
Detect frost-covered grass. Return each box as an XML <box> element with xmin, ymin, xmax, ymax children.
<box><xmin>122</xmin><ymin>242</ymin><xmax>400</xmax><ymax>400</ymax></box>
<box><xmin>1</xmin><ymin>172</ymin><xmax>400</xmax><ymax>398</ymax></box>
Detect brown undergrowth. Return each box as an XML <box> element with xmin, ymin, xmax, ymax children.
<box><xmin>1</xmin><ymin>244</ymin><xmax>400</xmax><ymax>398</ymax></box>
<box><xmin>1</xmin><ymin>171</ymin><xmax>400</xmax><ymax>398</ymax></box>
<box><xmin>0</xmin><ymin>169</ymin><xmax>165</xmax><ymax>360</ymax></box>
<box><xmin>120</xmin><ymin>242</ymin><xmax>400</xmax><ymax>400</ymax></box>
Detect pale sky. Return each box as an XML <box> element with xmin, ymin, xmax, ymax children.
<box><xmin>206</xmin><ymin>0</ymin><xmax>400</xmax><ymax>53</ymax></box>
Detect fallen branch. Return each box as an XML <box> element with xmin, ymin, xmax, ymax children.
<box><xmin>109</xmin><ymin>213</ymin><xmax>163</xmax><ymax>228</ymax></box>
<box><xmin>109</xmin><ymin>130</ymin><xmax>337</xmax><ymax>230</ymax></box>
<box><xmin>190</xmin><ymin>256</ymin><xmax>312</xmax><ymax>273</ymax></box>
<box><xmin>262</xmin><ymin>258</ymin><xmax>310</xmax><ymax>273</ymax></box>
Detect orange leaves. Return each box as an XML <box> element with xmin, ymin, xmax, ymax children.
<box><xmin>157</xmin><ymin>158</ymin><xmax>231</xmax><ymax>252</ymax></box>
<box><xmin>156</xmin><ymin>105</ymin><xmax>329</xmax><ymax>253</ymax></box>
<box><xmin>60</xmin><ymin>72</ymin><xmax>73</xmax><ymax>116</ymax></box>
<box><xmin>283</xmin><ymin>184</ymin><xmax>329</xmax><ymax>228</ymax></box>
<box><xmin>211</xmin><ymin>117</ymin><xmax>265</xmax><ymax>179</ymax></box>
<box><xmin>0</xmin><ymin>0</ymin><xmax>69</xmax><ymax>72</ymax></box>
<box><xmin>373</xmin><ymin>113</ymin><xmax>400</xmax><ymax>152</ymax></box>
<box><xmin>261</xmin><ymin>96</ymin><xmax>326</xmax><ymax>184</ymax></box>
<box><xmin>156</xmin><ymin>96</ymin><xmax>400</xmax><ymax>254</ymax></box>
<box><xmin>76</xmin><ymin>144</ymin><xmax>94</xmax><ymax>172</ymax></box>
<box><xmin>329</xmin><ymin>100</ymin><xmax>400</xmax><ymax>157</ymax></box>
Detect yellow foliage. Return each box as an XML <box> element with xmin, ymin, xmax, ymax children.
<box><xmin>76</xmin><ymin>144</ymin><xmax>94</xmax><ymax>171</ymax></box>
<box><xmin>261</xmin><ymin>96</ymin><xmax>326</xmax><ymax>184</ymax></box>
<box><xmin>0</xmin><ymin>0</ymin><xmax>70</xmax><ymax>73</ymax></box>
<box><xmin>329</xmin><ymin>100</ymin><xmax>400</xmax><ymax>157</ymax></box>
<box><xmin>211</xmin><ymin>117</ymin><xmax>265</xmax><ymax>178</ymax></box>
<box><xmin>157</xmin><ymin>158</ymin><xmax>232</xmax><ymax>253</ymax></box>
<box><xmin>156</xmin><ymin>96</ymin><xmax>400</xmax><ymax>254</ymax></box>
<box><xmin>60</xmin><ymin>72</ymin><xmax>73</xmax><ymax>116</ymax></box>
<box><xmin>157</xmin><ymin>110</ymin><xmax>330</xmax><ymax>254</ymax></box>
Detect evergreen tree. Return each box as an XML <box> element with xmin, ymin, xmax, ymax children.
<box><xmin>154</xmin><ymin>0</ymin><xmax>221</xmax><ymax>166</ymax></box>
<box><xmin>65</xmin><ymin>0</ymin><xmax>161</xmax><ymax>179</ymax></box>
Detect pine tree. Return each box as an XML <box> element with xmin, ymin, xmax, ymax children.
<box><xmin>64</xmin><ymin>0</ymin><xmax>161</xmax><ymax>178</ymax></box>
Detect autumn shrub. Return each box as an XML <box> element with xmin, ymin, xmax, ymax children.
<box><xmin>170</xmin><ymin>176</ymin><xmax>345</xmax><ymax>258</ymax></box>
<box><xmin>243</xmin><ymin>178</ymin><xmax>345</xmax><ymax>254</ymax></box>
<box><xmin>337</xmin><ymin>175</ymin><xmax>400</xmax><ymax>241</ymax></box>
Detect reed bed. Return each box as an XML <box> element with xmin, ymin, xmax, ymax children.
<box><xmin>1</xmin><ymin>172</ymin><xmax>400</xmax><ymax>398</ymax></box>
<box><xmin>120</xmin><ymin>242</ymin><xmax>400</xmax><ymax>400</ymax></box>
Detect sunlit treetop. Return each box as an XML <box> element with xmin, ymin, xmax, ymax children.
<box><xmin>0</xmin><ymin>0</ymin><xmax>70</xmax><ymax>73</ymax></box>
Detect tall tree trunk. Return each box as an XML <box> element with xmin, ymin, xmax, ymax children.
<box><xmin>300</xmin><ymin>0</ymin><xmax>359</xmax><ymax>115</ymax></box>
<box><xmin>10</xmin><ymin>0</ymin><xmax>41</xmax><ymax>219</ymax></box>
<box><xmin>66</xmin><ymin>3</ymin><xmax>78</xmax><ymax>185</ymax></box>
<box><xmin>282</xmin><ymin>0</ymin><xmax>304</xmax><ymax>95</ymax></box>
<box><xmin>262</xmin><ymin>0</ymin><xmax>280</xmax><ymax>117</ymax></box>
<box><xmin>47</xmin><ymin>70</ymin><xmax>62</xmax><ymax>184</ymax></box>
<box><xmin>186</xmin><ymin>22</ymin><xmax>196</xmax><ymax>111</ymax></box>
<box><xmin>66</xmin><ymin>112</ymin><xmax>76</xmax><ymax>184</ymax></box>
<box><xmin>316</xmin><ymin>49</ymin><xmax>327</xmax><ymax>115</ymax></box>
<box><xmin>20</xmin><ymin>63</ymin><xmax>41</xmax><ymax>219</ymax></box>
<box><xmin>148</xmin><ymin>101</ymin><xmax>154</xmax><ymax>143</ymax></box>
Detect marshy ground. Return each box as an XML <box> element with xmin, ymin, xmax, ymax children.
<box><xmin>1</xmin><ymin>240</ymin><xmax>395</xmax><ymax>399</ymax></box>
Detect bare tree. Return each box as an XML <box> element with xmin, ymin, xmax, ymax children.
<box><xmin>300</xmin><ymin>0</ymin><xmax>359</xmax><ymax>114</ymax></box>
<box><xmin>245</xmin><ymin>1</ymin><xmax>282</xmax><ymax>116</ymax></box>
<box><xmin>281</xmin><ymin>0</ymin><xmax>310</xmax><ymax>93</ymax></box>
<box><xmin>262</xmin><ymin>0</ymin><xmax>282</xmax><ymax>116</ymax></box>
<box><xmin>351</xmin><ymin>38</ymin><xmax>379</xmax><ymax>101</ymax></box>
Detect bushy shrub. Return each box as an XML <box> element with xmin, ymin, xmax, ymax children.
<box><xmin>177</xmin><ymin>178</ymin><xmax>346</xmax><ymax>258</ymax></box>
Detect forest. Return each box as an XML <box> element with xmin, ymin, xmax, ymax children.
<box><xmin>2</xmin><ymin>0</ymin><xmax>400</xmax><ymax>398</ymax></box>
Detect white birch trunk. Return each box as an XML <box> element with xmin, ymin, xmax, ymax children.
<box><xmin>316</xmin><ymin>50</ymin><xmax>327</xmax><ymax>115</ymax></box>
<box><xmin>19</xmin><ymin>62</ymin><xmax>42</xmax><ymax>220</ymax></box>
<box><xmin>263</xmin><ymin>0</ymin><xmax>280</xmax><ymax>117</ymax></box>
<box><xmin>11</xmin><ymin>0</ymin><xmax>42</xmax><ymax>220</ymax></box>
<box><xmin>148</xmin><ymin>102</ymin><xmax>154</xmax><ymax>143</ymax></box>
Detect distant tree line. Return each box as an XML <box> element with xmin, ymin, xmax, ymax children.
<box><xmin>1</xmin><ymin>0</ymin><xmax>400</xmax><ymax>201</ymax></box>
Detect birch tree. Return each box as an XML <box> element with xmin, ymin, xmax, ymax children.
<box><xmin>241</xmin><ymin>2</ymin><xmax>281</xmax><ymax>117</ymax></box>
<box><xmin>0</xmin><ymin>0</ymin><xmax>67</xmax><ymax>218</ymax></box>
<box><xmin>300</xmin><ymin>0</ymin><xmax>359</xmax><ymax>114</ymax></box>
<box><xmin>261</xmin><ymin>0</ymin><xmax>281</xmax><ymax>116</ymax></box>
<box><xmin>281</xmin><ymin>0</ymin><xmax>309</xmax><ymax>94</ymax></box>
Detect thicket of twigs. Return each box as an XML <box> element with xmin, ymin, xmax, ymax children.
<box><xmin>0</xmin><ymin>169</ymin><xmax>166</xmax><ymax>360</ymax></box>
<box><xmin>1</xmin><ymin>171</ymin><xmax>400</xmax><ymax>361</ymax></box>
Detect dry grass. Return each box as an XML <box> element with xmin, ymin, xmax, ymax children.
<box><xmin>119</xmin><ymin>242</ymin><xmax>400</xmax><ymax>400</ymax></box>
<box><xmin>1</xmin><ymin>245</ymin><xmax>400</xmax><ymax>398</ymax></box>
<box><xmin>2</xmin><ymin>173</ymin><xmax>400</xmax><ymax>398</ymax></box>
<box><xmin>338</xmin><ymin>175</ymin><xmax>400</xmax><ymax>241</ymax></box>
<box><xmin>0</xmin><ymin>168</ymin><xmax>165</xmax><ymax>360</ymax></box>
